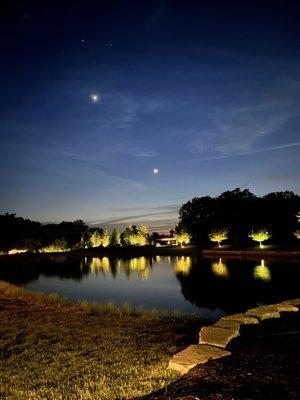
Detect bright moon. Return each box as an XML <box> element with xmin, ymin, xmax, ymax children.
<box><xmin>153</xmin><ymin>168</ymin><xmax>159</xmax><ymax>175</ymax></box>
<box><xmin>90</xmin><ymin>93</ymin><xmax>99</xmax><ymax>103</ymax></box>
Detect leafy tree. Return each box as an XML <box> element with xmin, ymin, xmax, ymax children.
<box><xmin>121</xmin><ymin>224</ymin><xmax>149</xmax><ymax>245</ymax></box>
<box><xmin>294</xmin><ymin>230</ymin><xmax>300</xmax><ymax>240</ymax></box>
<box><xmin>41</xmin><ymin>238</ymin><xmax>68</xmax><ymax>253</ymax></box>
<box><xmin>110</xmin><ymin>228</ymin><xmax>121</xmax><ymax>246</ymax></box>
<box><xmin>101</xmin><ymin>230</ymin><xmax>110</xmax><ymax>247</ymax></box>
<box><xmin>208</xmin><ymin>228</ymin><xmax>229</xmax><ymax>247</ymax></box>
<box><xmin>149</xmin><ymin>231</ymin><xmax>160</xmax><ymax>245</ymax></box>
<box><xmin>173</xmin><ymin>231</ymin><xmax>191</xmax><ymax>246</ymax></box>
<box><xmin>294</xmin><ymin>212</ymin><xmax>300</xmax><ymax>240</ymax></box>
<box><xmin>248</xmin><ymin>229</ymin><xmax>271</xmax><ymax>248</ymax></box>
<box><xmin>90</xmin><ymin>230</ymin><xmax>102</xmax><ymax>247</ymax></box>
<box><xmin>23</xmin><ymin>237</ymin><xmax>42</xmax><ymax>253</ymax></box>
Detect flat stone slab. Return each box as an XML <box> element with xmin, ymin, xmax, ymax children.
<box><xmin>246</xmin><ymin>305</ymin><xmax>280</xmax><ymax>321</ymax></box>
<box><xmin>199</xmin><ymin>326</ymin><xmax>239</xmax><ymax>348</ymax></box>
<box><xmin>214</xmin><ymin>319</ymin><xmax>241</xmax><ymax>331</ymax></box>
<box><xmin>275</xmin><ymin>302</ymin><xmax>299</xmax><ymax>312</ymax></box>
<box><xmin>168</xmin><ymin>344</ymin><xmax>231</xmax><ymax>374</ymax></box>
<box><xmin>220</xmin><ymin>313</ymin><xmax>259</xmax><ymax>325</ymax></box>
<box><xmin>281</xmin><ymin>298</ymin><xmax>300</xmax><ymax>306</ymax></box>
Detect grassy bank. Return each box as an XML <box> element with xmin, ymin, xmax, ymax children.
<box><xmin>0</xmin><ymin>281</ymin><xmax>200</xmax><ymax>400</ymax></box>
<box><xmin>1</xmin><ymin>244</ymin><xmax>300</xmax><ymax>263</ymax></box>
<box><xmin>203</xmin><ymin>249</ymin><xmax>300</xmax><ymax>260</ymax></box>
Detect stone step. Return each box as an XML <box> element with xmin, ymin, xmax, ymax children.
<box><xmin>199</xmin><ymin>325</ymin><xmax>239</xmax><ymax>348</ymax></box>
<box><xmin>246</xmin><ymin>305</ymin><xmax>280</xmax><ymax>321</ymax></box>
<box><xmin>220</xmin><ymin>313</ymin><xmax>259</xmax><ymax>325</ymax></box>
<box><xmin>168</xmin><ymin>344</ymin><xmax>231</xmax><ymax>375</ymax></box>
<box><xmin>275</xmin><ymin>302</ymin><xmax>299</xmax><ymax>312</ymax></box>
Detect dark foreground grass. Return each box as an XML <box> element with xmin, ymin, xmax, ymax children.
<box><xmin>0</xmin><ymin>281</ymin><xmax>200</xmax><ymax>400</ymax></box>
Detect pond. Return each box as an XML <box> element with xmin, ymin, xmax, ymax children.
<box><xmin>0</xmin><ymin>255</ymin><xmax>299</xmax><ymax>321</ymax></box>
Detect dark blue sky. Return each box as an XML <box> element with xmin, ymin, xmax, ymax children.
<box><xmin>1</xmin><ymin>1</ymin><xmax>300</xmax><ymax>231</ymax></box>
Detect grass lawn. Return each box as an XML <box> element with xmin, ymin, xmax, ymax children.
<box><xmin>0</xmin><ymin>281</ymin><xmax>200</xmax><ymax>400</ymax></box>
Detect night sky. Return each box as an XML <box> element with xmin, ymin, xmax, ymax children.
<box><xmin>1</xmin><ymin>1</ymin><xmax>300</xmax><ymax>231</ymax></box>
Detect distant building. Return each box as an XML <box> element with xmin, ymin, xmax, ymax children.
<box><xmin>155</xmin><ymin>234</ymin><xmax>176</xmax><ymax>246</ymax></box>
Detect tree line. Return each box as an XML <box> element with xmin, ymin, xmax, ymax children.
<box><xmin>1</xmin><ymin>188</ymin><xmax>299</xmax><ymax>252</ymax></box>
<box><xmin>0</xmin><ymin>214</ymin><xmax>152</xmax><ymax>252</ymax></box>
<box><xmin>175</xmin><ymin>188</ymin><xmax>300</xmax><ymax>247</ymax></box>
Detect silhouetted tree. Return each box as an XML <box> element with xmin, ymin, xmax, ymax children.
<box><xmin>177</xmin><ymin>188</ymin><xmax>300</xmax><ymax>246</ymax></box>
<box><xmin>110</xmin><ymin>228</ymin><xmax>121</xmax><ymax>246</ymax></box>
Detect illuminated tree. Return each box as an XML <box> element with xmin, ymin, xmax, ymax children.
<box><xmin>122</xmin><ymin>224</ymin><xmax>131</xmax><ymax>245</ymax></box>
<box><xmin>41</xmin><ymin>238</ymin><xmax>68</xmax><ymax>253</ymax></box>
<box><xmin>122</xmin><ymin>224</ymin><xmax>149</xmax><ymax>245</ymax></box>
<box><xmin>294</xmin><ymin>230</ymin><xmax>300</xmax><ymax>240</ymax></box>
<box><xmin>296</xmin><ymin>212</ymin><xmax>300</xmax><ymax>222</ymax></box>
<box><xmin>101</xmin><ymin>230</ymin><xmax>110</xmax><ymax>247</ymax></box>
<box><xmin>248</xmin><ymin>229</ymin><xmax>271</xmax><ymax>248</ymax></box>
<box><xmin>208</xmin><ymin>228</ymin><xmax>229</xmax><ymax>248</ymax></box>
<box><xmin>173</xmin><ymin>231</ymin><xmax>191</xmax><ymax>246</ymax></box>
<box><xmin>110</xmin><ymin>228</ymin><xmax>121</xmax><ymax>246</ymax></box>
<box><xmin>90</xmin><ymin>230</ymin><xmax>102</xmax><ymax>247</ymax></box>
<box><xmin>136</xmin><ymin>225</ymin><xmax>149</xmax><ymax>245</ymax></box>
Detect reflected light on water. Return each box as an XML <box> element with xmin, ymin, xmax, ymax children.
<box><xmin>175</xmin><ymin>256</ymin><xmax>192</xmax><ymax>275</ymax></box>
<box><xmin>155</xmin><ymin>255</ymin><xmax>161</xmax><ymax>264</ymax></box>
<box><xmin>90</xmin><ymin>257</ymin><xmax>110</xmax><ymax>273</ymax></box>
<box><xmin>254</xmin><ymin>259</ymin><xmax>271</xmax><ymax>282</ymax></box>
<box><xmin>124</xmin><ymin>257</ymin><xmax>149</xmax><ymax>280</ymax></box>
<box><xmin>211</xmin><ymin>258</ymin><xmax>229</xmax><ymax>278</ymax></box>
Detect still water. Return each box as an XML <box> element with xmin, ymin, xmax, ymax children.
<box><xmin>0</xmin><ymin>255</ymin><xmax>299</xmax><ymax>320</ymax></box>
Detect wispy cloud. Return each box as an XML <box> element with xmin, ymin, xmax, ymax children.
<box><xmin>86</xmin><ymin>204</ymin><xmax>179</xmax><ymax>231</ymax></box>
<box><xmin>99</xmin><ymin>143</ymin><xmax>156</xmax><ymax>158</ymax></box>
<box><xmin>188</xmin><ymin>84</ymin><xmax>300</xmax><ymax>161</ymax></box>
<box><xmin>190</xmin><ymin>103</ymin><xmax>292</xmax><ymax>155</ymax></box>
<box><xmin>188</xmin><ymin>142</ymin><xmax>300</xmax><ymax>163</ymax></box>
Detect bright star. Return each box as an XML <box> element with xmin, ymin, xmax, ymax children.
<box><xmin>90</xmin><ymin>93</ymin><xmax>99</xmax><ymax>103</ymax></box>
<box><xmin>153</xmin><ymin>168</ymin><xmax>159</xmax><ymax>175</ymax></box>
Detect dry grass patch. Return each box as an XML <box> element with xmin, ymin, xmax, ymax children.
<box><xmin>0</xmin><ymin>281</ymin><xmax>200</xmax><ymax>400</ymax></box>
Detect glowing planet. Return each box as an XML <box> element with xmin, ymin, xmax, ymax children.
<box><xmin>90</xmin><ymin>93</ymin><xmax>99</xmax><ymax>102</ymax></box>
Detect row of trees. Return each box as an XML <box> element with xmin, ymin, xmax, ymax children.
<box><xmin>208</xmin><ymin>228</ymin><xmax>271</xmax><ymax>248</ymax></box>
<box><xmin>0</xmin><ymin>215</ymin><xmax>154</xmax><ymax>252</ymax></box>
<box><xmin>81</xmin><ymin>225</ymin><xmax>150</xmax><ymax>248</ymax></box>
<box><xmin>0</xmin><ymin>214</ymin><xmax>88</xmax><ymax>252</ymax></box>
<box><xmin>176</xmin><ymin>188</ymin><xmax>300</xmax><ymax>246</ymax></box>
<box><xmin>1</xmin><ymin>189</ymin><xmax>299</xmax><ymax>252</ymax></box>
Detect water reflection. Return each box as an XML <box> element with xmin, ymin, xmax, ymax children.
<box><xmin>211</xmin><ymin>258</ymin><xmax>229</xmax><ymax>278</ymax></box>
<box><xmin>83</xmin><ymin>256</ymin><xmax>151</xmax><ymax>280</ymax></box>
<box><xmin>88</xmin><ymin>257</ymin><xmax>114</xmax><ymax>274</ymax></box>
<box><xmin>175</xmin><ymin>256</ymin><xmax>192</xmax><ymax>275</ymax></box>
<box><xmin>0</xmin><ymin>255</ymin><xmax>299</xmax><ymax>315</ymax></box>
<box><xmin>124</xmin><ymin>257</ymin><xmax>149</xmax><ymax>280</ymax></box>
<box><xmin>254</xmin><ymin>259</ymin><xmax>271</xmax><ymax>282</ymax></box>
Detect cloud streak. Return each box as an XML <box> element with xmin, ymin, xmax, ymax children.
<box><xmin>187</xmin><ymin>141</ymin><xmax>300</xmax><ymax>163</ymax></box>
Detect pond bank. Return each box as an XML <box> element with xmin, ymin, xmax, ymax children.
<box><xmin>203</xmin><ymin>249</ymin><xmax>300</xmax><ymax>260</ymax></box>
<box><xmin>0</xmin><ymin>281</ymin><xmax>200</xmax><ymax>400</ymax></box>
<box><xmin>1</xmin><ymin>245</ymin><xmax>300</xmax><ymax>262</ymax></box>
